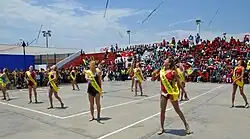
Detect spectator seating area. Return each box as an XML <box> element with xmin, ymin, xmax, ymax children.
<box><xmin>2</xmin><ymin>35</ymin><xmax>250</xmax><ymax>89</ymax></box>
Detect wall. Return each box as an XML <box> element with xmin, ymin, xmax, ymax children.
<box><xmin>0</xmin><ymin>54</ymin><xmax>35</xmax><ymax>71</ymax></box>
<box><xmin>35</xmin><ymin>53</ymin><xmax>73</xmax><ymax>66</ymax></box>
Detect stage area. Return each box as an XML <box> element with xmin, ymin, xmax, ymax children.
<box><xmin>0</xmin><ymin>81</ymin><xmax>250</xmax><ymax>139</ymax></box>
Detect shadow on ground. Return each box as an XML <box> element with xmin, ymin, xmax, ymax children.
<box><xmin>55</xmin><ymin>106</ymin><xmax>69</xmax><ymax>109</ymax></box>
<box><xmin>165</xmin><ymin>129</ymin><xmax>193</xmax><ymax>136</ymax></box>
<box><xmin>235</xmin><ymin>105</ymin><xmax>246</xmax><ymax>108</ymax></box>
<box><xmin>96</xmin><ymin>117</ymin><xmax>112</xmax><ymax>124</ymax></box>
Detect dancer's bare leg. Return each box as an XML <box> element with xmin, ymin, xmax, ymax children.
<box><xmin>95</xmin><ymin>94</ymin><xmax>101</xmax><ymax>121</ymax></box>
<box><xmin>131</xmin><ymin>76</ymin><xmax>135</xmax><ymax>92</ymax></box>
<box><xmin>135</xmin><ymin>80</ymin><xmax>138</xmax><ymax>96</ymax></box>
<box><xmin>171</xmin><ymin>100</ymin><xmax>191</xmax><ymax>134</ymax></box>
<box><xmin>231</xmin><ymin>84</ymin><xmax>237</xmax><ymax>107</ymax></box>
<box><xmin>158</xmin><ymin>96</ymin><xmax>167</xmax><ymax>135</ymax></box>
<box><xmin>139</xmin><ymin>82</ymin><xmax>143</xmax><ymax>96</ymax></box>
<box><xmin>72</xmin><ymin>81</ymin><xmax>75</xmax><ymax>90</ymax></box>
<box><xmin>28</xmin><ymin>86</ymin><xmax>32</xmax><ymax>103</ymax></box>
<box><xmin>33</xmin><ymin>86</ymin><xmax>38</xmax><ymax>103</ymax></box>
<box><xmin>239</xmin><ymin>86</ymin><xmax>249</xmax><ymax>108</ymax></box>
<box><xmin>54</xmin><ymin>92</ymin><xmax>64</xmax><ymax>108</ymax></box>
<box><xmin>88</xmin><ymin>94</ymin><xmax>95</xmax><ymax>121</ymax></box>
<box><xmin>48</xmin><ymin>89</ymin><xmax>53</xmax><ymax>109</ymax></box>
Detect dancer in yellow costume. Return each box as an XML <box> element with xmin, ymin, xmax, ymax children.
<box><xmin>176</xmin><ymin>63</ymin><xmax>189</xmax><ymax>101</ymax></box>
<box><xmin>25</xmin><ymin>66</ymin><xmax>38</xmax><ymax>103</ymax></box>
<box><xmin>85</xmin><ymin>61</ymin><xmax>102</xmax><ymax>121</ymax></box>
<box><xmin>47</xmin><ymin>65</ymin><xmax>64</xmax><ymax>109</ymax></box>
<box><xmin>231</xmin><ymin>60</ymin><xmax>249</xmax><ymax>108</ymax></box>
<box><xmin>0</xmin><ymin>68</ymin><xmax>10</xmax><ymax>101</ymax></box>
<box><xmin>133</xmin><ymin>62</ymin><xmax>145</xmax><ymax>96</ymax></box>
<box><xmin>12</xmin><ymin>69</ymin><xmax>17</xmax><ymax>85</ymax></box>
<box><xmin>158</xmin><ymin>57</ymin><xmax>190</xmax><ymax>135</ymax></box>
<box><xmin>128</xmin><ymin>62</ymin><xmax>135</xmax><ymax>92</ymax></box>
<box><xmin>70</xmin><ymin>67</ymin><xmax>80</xmax><ymax>91</ymax></box>
<box><xmin>97</xmin><ymin>61</ymin><xmax>104</xmax><ymax>91</ymax></box>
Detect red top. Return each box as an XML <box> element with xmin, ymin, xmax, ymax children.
<box><xmin>161</xmin><ymin>70</ymin><xmax>174</xmax><ymax>93</ymax></box>
<box><xmin>27</xmin><ymin>71</ymin><xmax>36</xmax><ymax>79</ymax></box>
<box><xmin>233</xmin><ymin>66</ymin><xmax>243</xmax><ymax>82</ymax></box>
<box><xmin>235</xmin><ymin>66</ymin><xmax>243</xmax><ymax>76</ymax></box>
<box><xmin>27</xmin><ymin>71</ymin><xmax>36</xmax><ymax>86</ymax></box>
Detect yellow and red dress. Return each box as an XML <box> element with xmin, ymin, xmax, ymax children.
<box><xmin>160</xmin><ymin>69</ymin><xmax>179</xmax><ymax>101</ymax></box>
<box><xmin>232</xmin><ymin>66</ymin><xmax>244</xmax><ymax>87</ymax></box>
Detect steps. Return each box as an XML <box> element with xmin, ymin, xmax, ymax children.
<box><xmin>56</xmin><ymin>50</ymin><xmax>82</xmax><ymax>69</ymax></box>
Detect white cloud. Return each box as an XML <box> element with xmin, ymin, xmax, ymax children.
<box><xmin>0</xmin><ymin>0</ymin><xmax>247</xmax><ymax>52</ymax></box>
<box><xmin>0</xmin><ymin>0</ymin><xmax>145</xmax><ymax>51</ymax></box>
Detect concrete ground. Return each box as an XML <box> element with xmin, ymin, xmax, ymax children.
<box><xmin>0</xmin><ymin>81</ymin><xmax>250</xmax><ymax>139</ymax></box>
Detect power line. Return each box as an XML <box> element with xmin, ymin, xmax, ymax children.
<box><xmin>141</xmin><ymin>0</ymin><xmax>164</xmax><ymax>24</ymax></box>
<box><xmin>36</xmin><ymin>24</ymin><xmax>43</xmax><ymax>44</ymax></box>
<box><xmin>118</xmin><ymin>31</ymin><xmax>123</xmax><ymax>38</ymax></box>
<box><xmin>208</xmin><ymin>8</ymin><xmax>220</xmax><ymax>28</ymax></box>
<box><xmin>103</xmin><ymin>0</ymin><xmax>110</xmax><ymax>18</ymax></box>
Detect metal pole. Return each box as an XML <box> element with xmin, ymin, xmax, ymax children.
<box><xmin>23</xmin><ymin>45</ymin><xmax>26</xmax><ymax>70</ymax></box>
<box><xmin>40</xmin><ymin>55</ymin><xmax>42</xmax><ymax>64</ymax></box>
<box><xmin>46</xmin><ymin>34</ymin><xmax>49</xmax><ymax>48</ymax></box>
<box><xmin>46</xmin><ymin>34</ymin><xmax>49</xmax><ymax>66</ymax></box>
<box><xmin>198</xmin><ymin>24</ymin><xmax>200</xmax><ymax>35</ymax></box>
<box><xmin>22</xmin><ymin>41</ymin><xmax>26</xmax><ymax>70</ymax></box>
<box><xmin>42</xmin><ymin>30</ymin><xmax>51</xmax><ymax>67</ymax></box>
<box><xmin>196</xmin><ymin>20</ymin><xmax>201</xmax><ymax>35</ymax></box>
<box><xmin>129</xmin><ymin>32</ymin><xmax>131</xmax><ymax>44</ymax></box>
<box><xmin>127</xmin><ymin>30</ymin><xmax>131</xmax><ymax>45</ymax></box>
<box><xmin>54</xmin><ymin>53</ymin><xmax>56</xmax><ymax>64</ymax></box>
<box><xmin>196</xmin><ymin>24</ymin><xmax>198</xmax><ymax>34</ymax></box>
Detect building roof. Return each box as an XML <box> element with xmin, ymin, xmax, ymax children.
<box><xmin>0</xmin><ymin>44</ymin><xmax>80</xmax><ymax>55</ymax></box>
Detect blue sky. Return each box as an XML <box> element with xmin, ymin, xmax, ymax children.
<box><xmin>0</xmin><ymin>0</ymin><xmax>249</xmax><ymax>52</ymax></box>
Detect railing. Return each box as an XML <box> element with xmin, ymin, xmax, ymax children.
<box><xmin>56</xmin><ymin>50</ymin><xmax>81</xmax><ymax>69</ymax></box>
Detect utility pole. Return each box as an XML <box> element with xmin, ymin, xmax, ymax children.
<box><xmin>127</xmin><ymin>30</ymin><xmax>131</xmax><ymax>44</ymax></box>
<box><xmin>42</xmin><ymin>30</ymin><xmax>52</xmax><ymax>67</ymax></box>
<box><xmin>196</xmin><ymin>20</ymin><xmax>201</xmax><ymax>35</ymax></box>
<box><xmin>21</xmin><ymin>41</ymin><xmax>26</xmax><ymax>70</ymax></box>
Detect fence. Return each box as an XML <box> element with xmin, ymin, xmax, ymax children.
<box><xmin>34</xmin><ymin>53</ymin><xmax>74</xmax><ymax>66</ymax></box>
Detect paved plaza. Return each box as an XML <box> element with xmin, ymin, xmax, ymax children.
<box><xmin>0</xmin><ymin>81</ymin><xmax>250</xmax><ymax>139</ymax></box>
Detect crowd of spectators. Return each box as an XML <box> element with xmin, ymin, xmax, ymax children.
<box><xmin>2</xmin><ymin>34</ymin><xmax>250</xmax><ymax>90</ymax></box>
<box><xmin>107</xmin><ymin>34</ymin><xmax>250</xmax><ymax>83</ymax></box>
